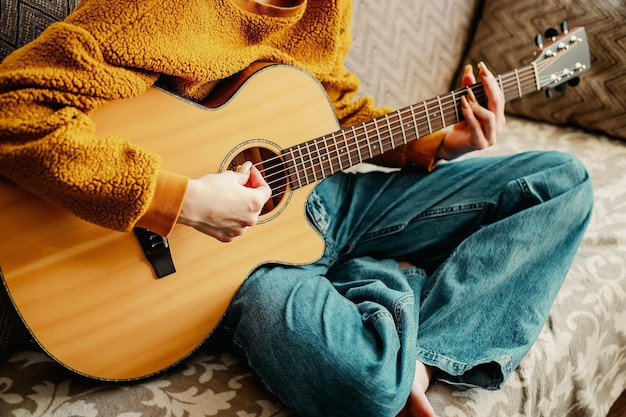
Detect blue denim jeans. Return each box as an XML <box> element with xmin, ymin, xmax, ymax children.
<box><xmin>222</xmin><ymin>150</ymin><xmax>593</xmax><ymax>417</ymax></box>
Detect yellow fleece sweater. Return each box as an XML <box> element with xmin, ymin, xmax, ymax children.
<box><xmin>0</xmin><ymin>0</ymin><xmax>445</xmax><ymax>236</ymax></box>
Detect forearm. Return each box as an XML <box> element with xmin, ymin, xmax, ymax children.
<box><xmin>0</xmin><ymin>22</ymin><xmax>171</xmax><ymax>233</ymax></box>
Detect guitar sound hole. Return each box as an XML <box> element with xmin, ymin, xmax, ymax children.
<box><xmin>228</xmin><ymin>146</ymin><xmax>287</xmax><ymax>216</ymax></box>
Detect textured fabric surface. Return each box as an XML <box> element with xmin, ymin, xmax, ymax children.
<box><xmin>345</xmin><ymin>0</ymin><xmax>482</xmax><ymax>106</ymax></box>
<box><xmin>463</xmin><ymin>0</ymin><xmax>626</xmax><ymax>141</ymax></box>
<box><xmin>0</xmin><ymin>0</ymin><xmax>80</xmax><ymax>61</ymax></box>
<box><xmin>428</xmin><ymin>118</ymin><xmax>626</xmax><ymax>417</ymax></box>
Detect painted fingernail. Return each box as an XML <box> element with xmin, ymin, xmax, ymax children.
<box><xmin>464</xmin><ymin>64</ymin><xmax>473</xmax><ymax>75</ymax></box>
<box><xmin>461</xmin><ymin>95</ymin><xmax>470</xmax><ymax>109</ymax></box>
<box><xmin>467</xmin><ymin>88</ymin><xmax>477</xmax><ymax>102</ymax></box>
<box><xmin>478</xmin><ymin>61</ymin><xmax>491</xmax><ymax>77</ymax></box>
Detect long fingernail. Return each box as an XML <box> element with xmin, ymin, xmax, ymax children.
<box><xmin>478</xmin><ymin>61</ymin><xmax>491</xmax><ymax>77</ymax></box>
<box><xmin>461</xmin><ymin>95</ymin><xmax>470</xmax><ymax>109</ymax></box>
<box><xmin>467</xmin><ymin>88</ymin><xmax>477</xmax><ymax>103</ymax></box>
<box><xmin>464</xmin><ymin>64</ymin><xmax>473</xmax><ymax>75</ymax></box>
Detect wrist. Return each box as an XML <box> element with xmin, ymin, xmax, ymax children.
<box><xmin>406</xmin><ymin>129</ymin><xmax>448</xmax><ymax>171</ymax></box>
<box><xmin>136</xmin><ymin>171</ymin><xmax>188</xmax><ymax>236</ymax></box>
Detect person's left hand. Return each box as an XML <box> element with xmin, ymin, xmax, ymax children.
<box><xmin>436</xmin><ymin>62</ymin><xmax>505</xmax><ymax>161</ymax></box>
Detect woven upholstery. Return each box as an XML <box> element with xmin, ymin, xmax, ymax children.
<box><xmin>0</xmin><ymin>0</ymin><xmax>80</xmax><ymax>61</ymax></box>
<box><xmin>463</xmin><ymin>0</ymin><xmax>626</xmax><ymax>140</ymax></box>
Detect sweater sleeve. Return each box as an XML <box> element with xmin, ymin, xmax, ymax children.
<box><xmin>0</xmin><ymin>22</ymin><xmax>187</xmax><ymax>235</ymax></box>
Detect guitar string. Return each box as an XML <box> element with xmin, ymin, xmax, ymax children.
<box><xmin>271</xmin><ymin>69</ymin><xmax>560</xmax><ymax>187</ymax></box>
<box><xmin>259</xmin><ymin>70</ymin><xmax>552</xmax><ymax>197</ymax></box>
<box><xmin>256</xmin><ymin>73</ymin><xmax>530</xmax><ymax>185</ymax></box>
<box><xmin>258</xmin><ymin>46</ymin><xmax>572</xmax><ymax>191</ymax></box>
<box><xmin>256</xmin><ymin>62</ymin><xmax>565</xmax><ymax>200</ymax></box>
<box><xmin>258</xmin><ymin>72</ymin><xmax>539</xmax><ymax>199</ymax></box>
<box><xmin>257</xmin><ymin>75</ymin><xmax>533</xmax><ymax>185</ymax></box>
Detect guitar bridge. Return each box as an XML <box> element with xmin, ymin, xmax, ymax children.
<box><xmin>133</xmin><ymin>227</ymin><xmax>176</xmax><ymax>278</ymax></box>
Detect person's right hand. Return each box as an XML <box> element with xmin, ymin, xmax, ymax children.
<box><xmin>177</xmin><ymin>163</ymin><xmax>271</xmax><ymax>242</ymax></box>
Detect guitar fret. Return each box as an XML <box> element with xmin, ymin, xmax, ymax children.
<box><xmin>293</xmin><ymin>147</ymin><xmax>303</xmax><ymax>188</ymax></box>
<box><xmin>295</xmin><ymin>147</ymin><xmax>306</xmax><ymax>188</ymax></box>
<box><xmin>346</xmin><ymin>131</ymin><xmax>354</xmax><ymax>167</ymax></box>
<box><xmin>451</xmin><ymin>90</ymin><xmax>460</xmax><ymax>125</ymax></box>
<box><xmin>389</xmin><ymin>111</ymin><xmax>406</xmax><ymax>149</ymax></box>
<box><xmin>374</xmin><ymin>118</ymin><xmax>383</xmax><ymax>155</ymax></box>
<box><xmin>323</xmin><ymin>136</ymin><xmax>335</xmax><ymax>175</ymax></box>
<box><xmin>311</xmin><ymin>139</ymin><xmax>319</xmax><ymax>178</ymax></box>
<box><xmin>313</xmin><ymin>138</ymin><xmax>326</xmax><ymax>178</ymax></box>
<box><xmin>398</xmin><ymin>110</ymin><xmax>408</xmax><ymax>145</ymax></box>
<box><xmin>382</xmin><ymin>115</ymin><xmax>390</xmax><ymax>151</ymax></box>
<box><xmin>437</xmin><ymin>96</ymin><xmax>446</xmax><ymax>128</ymax></box>
<box><xmin>315</xmin><ymin>140</ymin><xmax>324</xmax><ymax>179</ymax></box>
<box><xmin>410</xmin><ymin>105</ymin><xmax>419</xmax><ymax>139</ymax></box>
<box><xmin>514</xmin><ymin>69</ymin><xmax>522</xmax><ymax>98</ymax></box>
<box><xmin>324</xmin><ymin>135</ymin><xmax>334</xmax><ymax>173</ymax></box>
<box><xmin>340</xmin><ymin>130</ymin><xmax>351</xmax><ymax>167</ymax></box>
<box><xmin>296</xmin><ymin>145</ymin><xmax>310</xmax><ymax>185</ymax></box>
<box><xmin>332</xmin><ymin>133</ymin><xmax>343</xmax><ymax>171</ymax></box>
<box><xmin>423</xmin><ymin>101</ymin><xmax>432</xmax><ymax>134</ymax></box>
<box><xmin>286</xmin><ymin>148</ymin><xmax>302</xmax><ymax>189</ymax></box>
<box><xmin>305</xmin><ymin>142</ymin><xmax>314</xmax><ymax>182</ymax></box>
<box><xmin>365</xmin><ymin>123</ymin><xmax>374</xmax><ymax>159</ymax></box>
<box><xmin>307</xmin><ymin>143</ymin><xmax>317</xmax><ymax>184</ymax></box>
<box><xmin>394</xmin><ymin>113</ymin><xmax>404</xmax><ymax>147</ymax></box>
<box><xmin>352</xmin><ymin>126</ymin><xmax>363</xmax><ymax>163</ymax></box>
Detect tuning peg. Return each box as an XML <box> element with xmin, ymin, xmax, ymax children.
<box><xmin>535</xmin><ymin>34</ymin><xmax>544</xmax><ymax>48</ymax></box>
<box><xmin>546</xmin><ymin>88</ymin><xmax>553</xmax><ymax>99</ymax></box>
<box><xmin>560</xmin><ymin>21</ymin><xmax>569</xmax><ymax>34</ymax></box>
<box><xmin>555</xmin><ymin>83</ymin><xmax>568</xmax><ymax>93</ymax></box>
<box><xmin>568</xmin><ymin>77</ymin><xmax>581</xmax><ymax>87</ymax></box>
<box><xmin>545</xmin><ymin>27</ymin><xmax>559</xmax><ymax>40</ymax></box>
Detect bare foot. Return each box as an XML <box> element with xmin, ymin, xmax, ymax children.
<box><xmin>397</xmin><ymin>261</ymin><xmax>415</xmax><ymax>269</ymax></box>
<box><xmin>397</xmin><ymin>361</ymin><xmax>435</xmax><ymax>417</ymax></box>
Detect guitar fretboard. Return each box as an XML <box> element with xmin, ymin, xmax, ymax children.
<box><xmin>283</xmin><ymin>64</ymin><xmax>538</xmax><ymax>189</ymax></box>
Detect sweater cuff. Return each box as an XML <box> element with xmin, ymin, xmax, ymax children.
<box><xmin>135</xmin><ymin>171</ymin><xmax>189</xmax><ymax>237</ymax></box>
<box><xmin>405</xmin><ymin>129</ymin><xmax>448</xmax><ymax>172</ymax></box>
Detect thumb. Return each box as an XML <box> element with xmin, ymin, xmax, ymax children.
<box><xmin>235</xmin><ymin>161</ymin><xmax>253</xmax><ymax>185</ymax></box>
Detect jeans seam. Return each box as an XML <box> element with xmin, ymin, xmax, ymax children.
<box><xmin>415</xmin><ymin>347</ymin><xmax>512</xmax><ymax>387</ymax></box>
<box><xmin>394</xmin><ymin>294</ymin><xmax>414</xmax><ymax>336</ymax></box>
<box><xmin>414</xmin><ymin>202</ymin><xmax>487</xmax><ymax>220</ymax></box>
<box><xmin>368</xmin><ymin>294</ymin><xmax>414</xmax><ymax>337</ymax></box>
<box><xmin>358</xmin><ymin>202</ymin><xmax>487</xmax><ymax>244</ymax></box>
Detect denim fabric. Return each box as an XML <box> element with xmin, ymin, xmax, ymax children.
<box><xmin>222</xmin><ymin>150</ymin><xmax>593</xmax><ymax>417</ymax></box>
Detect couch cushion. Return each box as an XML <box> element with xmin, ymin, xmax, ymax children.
<box><xmin>0</xmin><ymin>0</ymin><xmax>80</xmax><ymax>62</ymax></box>
<box><xmin>345</xmin><ymin>0</ymin><xmax>482</xmax><ymax>110</ymax></box>
<box><xmin>463</xmin><ymin>0</ymin><xmax>626</xmax><ymax>140</ymax></box>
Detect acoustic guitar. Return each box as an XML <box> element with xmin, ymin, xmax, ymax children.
<box><xmin>0</xmin><ymin>27</ymin><xmax>590</xmax><ymax>381</ymax></box>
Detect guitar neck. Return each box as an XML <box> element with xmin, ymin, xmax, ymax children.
<box><xmin>283</xmin><ymin>64</ymin><xmax>537</xmax><ymax>189</ymax></box>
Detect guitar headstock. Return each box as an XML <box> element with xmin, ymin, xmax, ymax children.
<box><xmin>532</xmin><ymin>24</ymin><xmax>591</xmax><ymax>98</ymax></box>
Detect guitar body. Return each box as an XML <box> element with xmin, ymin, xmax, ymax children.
<box><xmin>0</xmin><ymin>65</ymin><xmax>333</xmax><ymax>380</ymax></box>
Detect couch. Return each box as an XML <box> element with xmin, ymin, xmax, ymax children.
<box><xmin>1</xmin><ymin>0</ymin><xmax>625</xmax><ymax>416</ymax></box>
